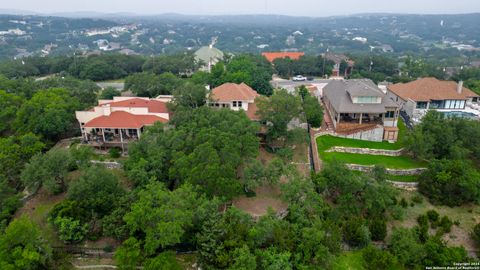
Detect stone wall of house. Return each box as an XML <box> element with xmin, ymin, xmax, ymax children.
<box><xmin>326</xmin><ymin>146</ymin><xmax>404</xmax><ymax>156</ymax></box>
<box><xmin>345</xmin><ymin>164</ymin><xmax>426</xmax><ymax>175</ymax></box>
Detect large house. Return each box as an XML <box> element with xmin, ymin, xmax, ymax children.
<box><xmin>388</xmin><ymin>78</ymin><xmax>480</xmax><ymax>122</ymax></box>
<box><xmin>208</xmin><ymin>83</ymin><xmax>260</xmax><ymax>120</ymax></box>
<box><xmin>262</xmin><ymin>52</ymin><xmax>305</xmax><ymax>63</ymax></box>
<box><xmin>324</xmin><ymin>53</ymin><xmax>354</xmax><ymax>77</ymax></box>
<box><xmin>75</xmin><ymin>97</ymin><xmax>171</xmax><ymax>149</ymax></box>
<box><xmin>323</xmin><ymin>79</ymin><xmax>400</xmax><ymax>142</ymax></box>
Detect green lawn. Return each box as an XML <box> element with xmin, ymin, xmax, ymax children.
<box><xmin>320</xmin><ymin>152</ymin><xmax>427</xmax><ymax>169</ymax></box>
<box><xmin>317</xmin><ymin>118</ymin><xmax>407</xmax><ymax>152</ymax></box>
<box><xmin>386</xmin><ymin>174</ymin><xmax>419</xmax><ymax>182</ymax></box>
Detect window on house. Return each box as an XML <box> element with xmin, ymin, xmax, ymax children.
<box><xmin>357</xmin><ymin>96</ymin><xmax>379</xmax><ymax>104</ymax></box>
<box><xmin>233</xmin><ymin>101</ymin><xmax>237</xmax><ymax>107</ymax></box>
<box><xmin>473</xmin><ymin>97</ymin><xmax>478</xmax><ymax>103</ymax></box>
<box><xmin>385</xmin><ymin>111</ymin><xmax>395</xmax><ymax>118</ymax></box>
<box><xmin>416</xmin><ymin>102</ymin><xmax>428</xmax><ymax>109</ymax></box>
<box><xmin>238</xmin><ymin>101</ymin><xmax>242</xmax><ymax>107</ymax></box>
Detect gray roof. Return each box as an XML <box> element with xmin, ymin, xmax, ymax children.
<box><xmin>324</xmin><ymin>79</ymin><xmax>398</xmax><ymax>114</ymax></box>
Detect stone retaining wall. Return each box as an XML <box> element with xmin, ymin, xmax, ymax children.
<box><xmin>326</xmin><ymin>146</ymin><xmax>404</xmax><ymax>156</ymax></box>
<box><xmin>387</xmin><ymin>180</ymin><xmax>418</xmax><ymax>190</ymax></box>
<box><xmin>346</xmin><ymin>164</ymin><xmax>426</xmax><ymax>175</ymax></box>
<box><xmin>90</xmin><ymin>160</ymin><xmax>123</xmax><ymax>169</ymax></box>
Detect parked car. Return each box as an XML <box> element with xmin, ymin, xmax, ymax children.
<box><xmin>307</xmin><ymin>76</ymin><xmax>315</xmax><ymax>81</ymax></box>
<box><xmin>292</xmin><ymin>75</ymin><xmax>307</xmax><ymax>81</ymax></box>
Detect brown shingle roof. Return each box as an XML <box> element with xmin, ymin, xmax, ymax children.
<box><xmin>388</xmin><ymin>77</ymin><xmax>479</xmax><ymax>102</ymax></box>
<box><xmin>211</xmin><ymin>83</ymin><xmax>260</xmax><ymax>102</ymax></box>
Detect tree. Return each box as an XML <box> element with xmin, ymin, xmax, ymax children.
<box><xmin>256</xmin><ymin>89</ymin><xmax>302</xmax><ymax>142</ymax></box>
<box><xmin>35</xmin><ymin>76</ymin><xmax>100</xmax><ymax>107</ymax></box>
<box><xmin>144</xmin><ymin>252</ymin><xmax>181</xmax><ymax>270</ymax></box>
<box><xmin>21</xmin><ymin>148</ymin><xmax>72</xmax><ymax>194</ymax></box>
<box><xmin>124</xmin><ymin>183</ymin><xmax>200</xmax><ymax>255</ymax></box>
<box><xmin>301</xmin><ymin>90</ymin><xmax>323</xmax><ymax>128</ymax></box>
<box><xmin>230</xmin><ymin>245</ymin><xmax>257</xmax><ymax>270</ymax></box>
<box><xmin>419</xmin><ymin>159</ymin><xmax>480</xmax><ymax>206</ymax></box>
<box><xmin>171</xmin><ymin>82</ymin><xmax>207</xmax><ymax>109</ymax></box>
<box><xmin>473</xmin><ymin>223</ymin><xmax>480</xmax><ymax>246</ymax></box>
<box><xmin>0</xmin><ymin>216</ymin><xmax>52</xmax><ymax>270</ymax></box>
<box><xmin>68</xmin><ymin>165</ymin><xmax>124</xmax><ymax>217</ymax></box>
<box><xmin>53</xmin><ymin>216</ymin><xmax>88</xmax><ymax>244</ymax></box>
<box><xmin>15</xmin><ymin>88</ymin><xmax>81</xmax><ymax>141</ymax></box>
<box><xmin>390</xmin><ymin>227</ymin><xmax>425</xmax><ymax>267</ymax></box>
<box><xmin>257</xmin><ymin>248</ymin><xmax>293</xmax><ymax>270</ymax></box>
<box><xmin>99</xmin><ymin>86</ymin><xmax>121</xmax><ymax>99</ymax></box>
<box><xmin>0</xmin><ymin>133</ymin><xmax>44</xmax><ymax>184</ymax></box>
<box><xmin>114</xmin><ymin>237</ymin><xmax>143</xmax><ymax>270</ymax></box>
<box><xmin>369</xmin><ymin>218</ymin><xmax>387</xmax><ymax>241</ymax></box>
<box><xmin>0</xmin><ymin>90</ymin><xmax>23</xmax><ymax>135</ymax></box>
<box><xmin>0</xmin><ymin>177</ymin><xmax>21</xmax><ymax>231</ymax></box>
<box><xmin>343</xmin><ymin>218</ymin><xmax>371</xmax><ymax>248</ymax></box>
<box><xmin>70</xmin><ymin>145</ymin><xmax>94</xmax><ymax>169</ymax></box>
<box><xmin>362</xmin><ymin>245</ymin><xmax>398</xmax><ymax>270</ymax></box>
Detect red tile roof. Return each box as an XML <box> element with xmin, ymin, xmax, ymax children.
<box><xmin>104</xmin><ymin>98</ymin><xmax>169</xmax><ymax>113</ymax></box>
<box><xmin>84</xmin><ymin>111</ymin><xmax>167</xmax><ymax>129</ymax></box>
<box><xmin>211</xmin><ymin>83</ymin><xmax>260</xmax><ymax>102</ymax></box>
<box><xmin>262</xmin><ymin>52</ymin><xmax>305</xmax><ymax>63</ymax></box>
<box><xmin>388</xmin><ymin>77</ymin><xmax>479</xmax><ymax>102</ymax></box>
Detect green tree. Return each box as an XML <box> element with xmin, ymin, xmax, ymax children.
<box><xmin>230</xmin><ymin>245</ymin><xmax>257</xmax><ymax>270</ymax></box>
<box><xmin>144</xmin><ymin>251</ymin><xmax>181</xmax><ymax>270</ymax></box>
<box><xmin>15</xmin><ymin>88</ymin><xmax>81</xmax><ymax>141</ymax></box>
<box><xmin>0</xmin><ymin>216</ymin><xmax>52</xmax><ymax>270</ymax></box>
<box><xmin>21</xmin><ymin>148</ymin><xmax>72</xmax><ymax>194</ymax></box>
<box><xmin>362</xmin><ymin>245</ymin><xmax>398</xmax><ymax>270</ymax></box>
<box><xmin>99</xmin><ymin>86</ymin><xmax>121</xmax><ymax>99</ymax></box>
<box><xmin>0</xmin><ymin>90</ymin><xmax>23</xmax><ymax>135</ymax></box>
<box><xmin>68</xmin><ymin>165</ymin><xmax>124</xmax><ymax>217</ymax></box>
<box><xmin>369</xmin><ymin>218</ymin><xmax>387</xmax><ymax>241</ymax></box>
<box><xmin>114</xmin><ymin>237</ymin><xmax>143</xmax><ymax>270</ymax></box>
<box><xmin>53</xmin><ymin>216</ymin><xmax>88</xmax><ymax>243</ymax></box>
<box><xmin>256</xmin><ymin>89</ymin><xmax>302</xmax><ymax>142</ymax></box>
<box><xmin>124</xmin><ymin>183</ymin><xmax>200</xmax><ymax>255</ymax></box>
<box><xmin>171</xmin><ymin>82</ymin><xmax>207</xmax><ymax>109</ymax></box>
<box><xmin>419</xmin><ymin>159</ymin><xmax>480</xmax><ymax>206</ymax></box>
<box><xmin>390</xmin><ymin>227</ymin><xmax>425</xmax><ymax>267</ymax></box>
<box><xmin>302</xmin><ymin>91</ymin><xmax>323</xmax><ymax>128</ymax></box>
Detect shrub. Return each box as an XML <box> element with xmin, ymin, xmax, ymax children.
<box><xmin>412</xmin><ymin>194</ymin><xmax>424</xmax><ymax>204</ymax></box>
<box><xmin>439</xmin><ymin>216</ymin><xmax>453</xmax><ymax>234</ymax></box>
<box><xmin>400</xmin><ymin>198</ymin><xmax>408</xmax><ymax>208</ymax></box>
<box><xmin>426</xmin><ymin>210</ymin><xmax>440</xmax><ymax>227</ymax></box>
<box><xmin>362</xmin><ymin>245</ymin><xmax>397</xmax><ymax>270</ymax></box>
<box><xmin>109</xmin><ymin>148</ymin><xmax>121</xmax><ymax>158</ymax></box>
<box><xmin>53</xmin><ymin>216</ymin><xmax>88</xmax><ymax>243</ymax></box>
<box><xmin>472</xmin><ymin>223</ymin><xmax>480</xmax><ymax>245</ymax></box>
<box><xmin>369</xmin><ymin>218</ymin><xmax>387</xmax><ymax>241</ymax></box>
<box><xmin>343</xmin><ymin>218</ymin><xmax>371</xmax><ymax>248</ymax></box>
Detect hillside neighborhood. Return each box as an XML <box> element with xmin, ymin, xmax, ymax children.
<box><xmin>0</xmin><ymin>6</ymin><xmax>480</xmax><ymax>270</ymax></box>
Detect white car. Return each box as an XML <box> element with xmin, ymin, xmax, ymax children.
<box><xmin>292</xmin><ymin>75</ymin><xmax>307</xmax><ymax>81</ymax></box>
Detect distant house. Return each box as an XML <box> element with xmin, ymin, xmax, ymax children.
<box><xmin>387</xmin><ymin>78</ymin><xmax>480</xmax><ymax>121</ymax></box>
<box><xmin>195</xmin><ymin>45</ymin><xmax>224</xmax><ymax>72</ymax></box>
<box><xmin>324</xmin><ymin>53</ymin><xmax>354</xmax><ymax>77</ymax></box>
<box><xmin>208</xmin><ymin>83</ymin><xmax>260</xmax><ymax>120</ymax></box>
<box><xmin>75</xmin><ymin>97</ymin><xmax>171</xmax><ymax>149</ymax></box>
<box><xmin>323</xmin><ymin>79</ymin><xmax>400</xmax><ymax>142</ymax></box>
<box><xmin>262</xmin><ymin>52</ymin><xmax>305</xmax><ymax>63</ymax></box>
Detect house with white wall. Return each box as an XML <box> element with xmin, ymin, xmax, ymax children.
<box><xmin>387</xmin><ymin>78</ymin><xmax>480</xmax><ymax>122</ymax></box>
<box><xmin>75</xmin><ymin>96</ymin><xmax>171</xmax><ymax>149</ymax></box>
<box><xmin>208</xmin><ymin>83</ymin><xmax>260</xmax><ymax>120</ymax></box>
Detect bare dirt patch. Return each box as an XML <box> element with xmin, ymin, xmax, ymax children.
<box><xmin>233</xmin><ymin>184</ymin><xmax>288</xmax><ymax>218</ymax></box>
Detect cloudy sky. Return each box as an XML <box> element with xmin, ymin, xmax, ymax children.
<box><xmin>4</xmin><ymin>0</ymin><xmax>480</xmax><ymax>17</ymax></box>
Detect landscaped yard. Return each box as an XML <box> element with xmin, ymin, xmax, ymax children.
<box><xmin>317</xmin><ymin>118</ymin><xmax>407</xmax><ymax>152</ymax></box>
<box><xmin>316</xmin><ymin>118</ymin><xmax>427</xmax><ymax>169</ymax></box>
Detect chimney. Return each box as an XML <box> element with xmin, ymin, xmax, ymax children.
<box><xmin>457</xmin><ymin>81</ymin><xmax>463</xmax><ymax>94</ymax></box>
<box><xmin>103</xmin><ymin>104</ymin><xmax>111</xmax><ymax>116</ymax></box>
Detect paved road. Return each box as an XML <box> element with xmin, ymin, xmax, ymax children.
<box><xmin>271</xmin><ymin>79</ymin><xmax>332</xmax><ymax>94</ymax></box>
<box><xmin>96</xmin><ymin>82</ymin><xmax>125</xmax><ymax>91</ymax></box>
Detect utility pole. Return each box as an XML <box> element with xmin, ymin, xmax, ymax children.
<box><xmin>322</xmin><ymin>47</ymin><xmax>329</xmax><ymax>78</ymax></box>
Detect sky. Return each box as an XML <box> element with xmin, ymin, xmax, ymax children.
<box><xmin>3</xmin><ymin>0</ymin><xmax>480</xmax><ymax>17</ymax></box>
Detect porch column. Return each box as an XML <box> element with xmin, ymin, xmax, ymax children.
<box><xmin>359</xmin><ymin>113</ymin><xmax>363</xmax><ymax>124</ymax></box>
<box><xmin>102</xmin><ymin>128</ymin><xmax>106</xmax><ymax>142</ymax></box>
<box><xmin>120</xmin><ymin>129</ymin><xmax>125</xmax><ymax>154</ymax></box>
<box><xmin>337</xmin><ymin>113</ymin><xmax>341</xmax><ymax>124</ymax></box>
<box><xmin>137</xmin><ymin>128</ymin><xmax>141</xmax><ymax>139</ymax></box>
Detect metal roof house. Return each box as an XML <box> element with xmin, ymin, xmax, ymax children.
<box><xmin>323</xmin><ymin>79</ymin><xmax>400</xmax><ymax>141</ymax></box>
<box><xmin>195</xmin><ymin>45</ymin><xmax>224</xmax><ymax>72</ymax></box>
